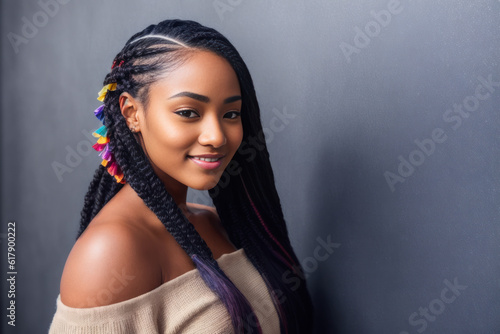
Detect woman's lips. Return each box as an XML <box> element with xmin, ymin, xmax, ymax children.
<box><xmin>188</xmin><ymin>155</ymin><xmax>225</xmax><ymax>170</ymax></box>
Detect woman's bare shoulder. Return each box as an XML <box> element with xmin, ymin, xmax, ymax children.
<box><xmin>59</xmin><ymin>213</ymin><xmax>163</xmax><ymax>308</ymax></box>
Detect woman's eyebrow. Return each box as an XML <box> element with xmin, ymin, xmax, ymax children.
<box><xmin>168</xmin><ymin>91</ymin><xmax>241</xmax><ymax>104</ymax></box>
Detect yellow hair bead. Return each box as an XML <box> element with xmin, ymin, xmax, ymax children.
<box><xmin>97</xmin><ymin>83</ymin><xmax>117</xmax><ymax>102</ymax></box>
<box><xmin>97</xmin><ymin>136</ymin><xmax>110</xmax><ymax>144</ymax></box>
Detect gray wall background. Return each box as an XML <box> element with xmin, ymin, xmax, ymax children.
<box><xmin>1</xmin><ymin>0</ymin><xmax>499</xmax><ymax>333</ymax></box>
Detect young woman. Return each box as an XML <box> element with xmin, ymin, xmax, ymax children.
<box><xmin>49</xmin><ymin>19</ymin><xmax>313</xmax><ymax>334</ymax></box>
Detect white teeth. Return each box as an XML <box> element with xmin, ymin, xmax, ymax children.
<box><xmin>192</xmin><ymin>157</ymin><xmax>219</xmax><ymax>162</ymax></box>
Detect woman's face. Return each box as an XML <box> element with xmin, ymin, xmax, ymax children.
<box><xmin>132</xmin><ymin>50</ymin><xmax>243</xmax><ymax>191</ymax></box>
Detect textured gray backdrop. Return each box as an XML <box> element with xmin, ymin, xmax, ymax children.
<box><xmin>1</xmin><ymin>0</ymin><xmax>499</xmax><ymax>333</ymax></box>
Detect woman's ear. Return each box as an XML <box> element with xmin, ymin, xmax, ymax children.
<box><xmin>119</xmin><ymin>92</ymin><xmax>141</xmax><ymax>133</ymax></box>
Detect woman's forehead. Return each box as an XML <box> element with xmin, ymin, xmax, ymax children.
<box><xmin>149</xmin><ymin>51</ymin><xmax>241</xmax><ymax>100</ymax></box>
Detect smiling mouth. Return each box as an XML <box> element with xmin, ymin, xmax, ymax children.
<box><xmin>189</xmin><ymin>156</ymin><xmax>222</xmax><ymax>162</ymax></box>
<box><xmin>187</xmin><ymin>154</ymin><xmax>226</xmax><ymax>162</ymax></box>
<box><xmin>187</xmin><ymin>155</ymin><xmax>225</xmax><ymax>170</ymax></box>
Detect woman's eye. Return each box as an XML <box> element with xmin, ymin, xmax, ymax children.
<box><xmin>224</xmin><ymin>111</ymin><xmax>241</xmax><ymax>119</ymax></box>
<box><xmin>175</xmin><ymin>109</ymin><xmax>199</xmax><ymax>118</ymax></box>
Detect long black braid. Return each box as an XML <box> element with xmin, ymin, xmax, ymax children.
<box><xmin>78</xmin><ymin>19</ymin><xmax>313</xmax><ymax>333</ymax></box>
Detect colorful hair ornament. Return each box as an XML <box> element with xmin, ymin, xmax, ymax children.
<box><xmin>91</xmin><ymin>102</ymin><xmax>126</xmax><ymax>184</ymax></box>
<box><xmin>94</xmin><ymin>105</ymin><xmax>105</xmax><ymax>121</ymax></box>
<box><xmin>111</xmin><ymin>60</ymin><xmax>124</xmax><ymax>69</ymax></box>
<box><xmin>97</xmin><ymin>83</ymin><xmax>117</xmax><ymax>102</ymax></box>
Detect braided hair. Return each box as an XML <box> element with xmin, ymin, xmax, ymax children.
<box><xmin>78</xmin><ymin>19</ymin><xmax>313</xmax><ymax>333</ymax></box>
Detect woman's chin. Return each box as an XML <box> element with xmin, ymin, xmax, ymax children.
<box><xmin>189</xmin><ymin>177</ymin><xmax>221</xmax><ymax>191</ymax></box>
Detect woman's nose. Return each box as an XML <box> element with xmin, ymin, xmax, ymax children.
<box><xmin>198</xmin><ymin>115</ymin><xmax>227</xmax><ymax>148</ymax></box>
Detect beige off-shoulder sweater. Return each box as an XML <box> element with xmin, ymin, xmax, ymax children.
<box><xmin>48</xmin><ymin>248</ymin><xmax>280</xmax><ymax>333</ymax></box>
